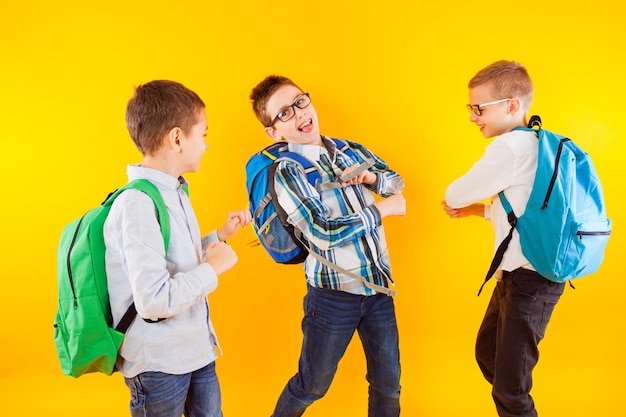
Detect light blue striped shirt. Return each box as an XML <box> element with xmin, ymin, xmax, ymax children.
<box><xmin>274</xmin><ymin>136</ymin><xmax>404</xmax><ymax>295</ymax></box>
<box><xmin>104</xmin><ymin>164</ymin><xmax>221</xmax><ymax>377</ymax></box>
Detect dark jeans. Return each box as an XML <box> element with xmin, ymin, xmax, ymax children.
<box><xmin>271</xmin><ymin>284</ymin><xmax>401</xmax><ymax>417</ymax></box>
<box><xmin>476</xmin><ymin>268</ymin><xmax>564</xmax><ymax>417</ymax></box>
<box><xmin>124</xmin><ymin>362</ymin><xmax>222</xmax><ymax>417</ymax></box>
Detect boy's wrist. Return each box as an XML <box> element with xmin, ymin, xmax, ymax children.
<box><xmin>366</xmin><ymin>171</ymin><xmax>378</xmax><ymax>186</ymax></box>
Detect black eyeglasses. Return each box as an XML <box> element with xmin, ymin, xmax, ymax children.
<box><xmin>267</xmin><ymin>93</ymin><xmax>311</xmax><ymax>127</ymax></box>
<box><xmin>466</xmin><ymin>98</ymin><xmax>511</xmax><ymax>117</ymax></box>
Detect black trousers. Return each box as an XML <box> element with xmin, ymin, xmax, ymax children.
<box><xmin>476</xmin><ymin>268</ymin><xmax>565</xmax><ymax>417</ymax></box>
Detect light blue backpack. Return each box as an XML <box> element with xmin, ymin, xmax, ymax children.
<box><xmin>479</xmin><ymin>116</ymin><xmax>612</xmax><ymax>295</ymax></box>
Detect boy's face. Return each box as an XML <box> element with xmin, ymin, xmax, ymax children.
<box><xmin>180</xmin><ymin>109</ymin><xmax>208</xmax><ymax>172</ymax></box>
<box><xmin>468</xmin><ymin>83</ymin><xmax>521</xmax><ymax>138</ymax></box>
<box><xmin>264</xmin><ymin>84</ymin><xmax>322</xmax><ymax>145</ymax></box>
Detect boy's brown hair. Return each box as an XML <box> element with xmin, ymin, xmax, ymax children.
<box><xmin>469</xmin><ymin>60</ymin><xmax>534</xmax><ymax>110</ymax></box>
<box><xmin>126</xmin><ymin>80</ymin><xmax>205</xmax><ymax>155</ymax></box>
<box><xmin>250</xmin><ymin>75</ymin><xmax>301</xmax><ymax>127</ymax></box>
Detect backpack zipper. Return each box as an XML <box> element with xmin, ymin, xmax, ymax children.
<box><xmin>542</xmin><ymin>138</ymin><xmax>571</xmax><ymax>209</ymax></box>
<box><xmin>66</xmin><ymin>216</ymin><xmax>85</xmax><ymax>309</ymax></box>
<box><xmin>577</xmin><ymin>230</ymin><xmax>611</xmax><ymax>240</ymax></box>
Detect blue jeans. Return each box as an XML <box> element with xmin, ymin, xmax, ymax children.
<box><xmin>476</xmin><ymin>268</ymin><xmax>564</xmax><ymax>417</ymax></box>
<box><xmin>271</xmin><ymin>284</ymin><xmax>401</xmax><ymax>417</ymax></box>
<box><xmin>124</xmin><ymin>361</ymin><xmax>223</xmax><ymax>417</ymax></box>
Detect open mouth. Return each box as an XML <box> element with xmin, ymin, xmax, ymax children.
<box><xmin>298</xmin><ymin>118</ymin><xmax>313</xmax><ymax>132</ymax></box>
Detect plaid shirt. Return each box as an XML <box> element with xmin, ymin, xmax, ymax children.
<box><xmin>274</xmin><ymin>136</ymin><xmax>404</xmax><ymax>295</ymax></box>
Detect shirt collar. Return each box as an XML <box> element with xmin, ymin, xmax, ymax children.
<box><xmin>287</xmin><ymin>135</ymin><xmax>337</xmax><ymax>162</ymax></box>
<box><xmin>126</xmin><ymin>164</ymin><xmax>188</xmax><ymax>191</ymax></box>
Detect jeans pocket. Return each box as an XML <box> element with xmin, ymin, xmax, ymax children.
<box><xmin>511</xmin><ymin>269</ymin><xmax>565</xmax><ymax>299</ymax></box>
<box><xmin>537</xmin><ymin>299</ymin><xmax>559</xmax><ymax>339</ymax></box>
<box><xmin>511</xmin><ymin>270</ymin><xmax>546</xmax><ymax>298</ymax></box>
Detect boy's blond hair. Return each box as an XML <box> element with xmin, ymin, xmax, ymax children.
<box><xmin>250</xmin><ymin>75</ymin><xmax>302</xmax><ymax>127</ymax></box>
<box><xmin>469</xmin><ymin>60</ymin><xmax>534</xmax><ymax>110</ymax></box>
<box><xmin>126</xmin><ymin>80</ymin><xmax>205</xmax><ymax>155</ymax></box>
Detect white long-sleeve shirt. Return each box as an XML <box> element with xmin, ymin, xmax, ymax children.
<box><xmin>445</xmin><ymin>129</ymin><xmax>538</xmax><ymax>273</ymax></box>
<box><xmin>104</xmin><ymin>164</ymin><xmax>221</xmax><ymax>377</ymax></box>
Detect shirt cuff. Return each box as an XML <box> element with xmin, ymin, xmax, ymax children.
<box><xmin>483</xmin><ymin>204</ymin><xmax>492</xmax><ymax>221</ymax></box>
<box><xmin>361</xmin><ymin>205</ymin><xmax>383</xmax><ymax>231</ymax></box>
<box><xmin>202</xmin><ymin>231</ymin><xmax>220</xmax><ymax>250</ymax></box>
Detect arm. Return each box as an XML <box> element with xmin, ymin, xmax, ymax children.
<box><xmin>114</xmin><ymin>192</ymin><xmax>219</xmax><ymax>319</ymax></box>
<box><xmin>202</xmin><ymin>210</ymin><xmax>251</xmax><ymax>274</ymax></box>
<box><xmin>339</xmin><ymin>140</ymin><xmax>404</xmax><ymax>197</ymax></box>
<box><xmin>216</xmin><ymin>210</ymin><xmax>252</xmax><ymax>242</ymax></box>
<box><xmin>445</xmin><ymin>139</ymin><xmax>516</xmax><ymax>209</ymax></box>
<box><xmin>441</xmin><ymin>200</ymin><xmax>487</xmax><ymax>218</ymax></box>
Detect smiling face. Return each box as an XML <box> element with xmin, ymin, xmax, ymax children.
<box><xmin>264</xmin><ymin>84</ymin><xmax>322</xmax><ymax>146</ymax></box>
<box><xmin>468</xmin><ymin>82</ymin><xmax>523</xmax><ymax>138</ymax></box>
<box><xmin>180</xmin><ymin>109</ymin><xmax>208</xmax><ymax>173</ymax></box>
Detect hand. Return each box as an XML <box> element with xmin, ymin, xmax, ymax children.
<box><xmin>375</xmin><ymin>193</ymin><xmax>406</xmax><ymax>218</ymax></box>
<box><xmin>205</xmin><ymin>242</ymin><xmax>238</xmax><ymax>275</ymax></box>
<box><xmin>441</xmin><ymin>201</ymin><xmax>484</xmax><ymax>218</ymax></box>
<box><xmin>217</xmin><ymin>210</ymin><xmax>252</xmax><ymax>241</ymax></box>
<box><xmin>340</xmin><ymin>166</ymin><xmax>377</xmax><ymax>187</ymax></box>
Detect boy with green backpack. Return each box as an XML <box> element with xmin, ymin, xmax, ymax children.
<box><xmin>56</xmin><ymin>80</ymin><xmax>250</xmax><ymax>417</ymax></box>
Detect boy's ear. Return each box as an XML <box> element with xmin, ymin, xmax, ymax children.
<box><xmin>264</xmin><ymin>126</ymin><xmax>283</xmax><ymax>141</ymax></box>
<box><xmin>509</xmin><ymin>97</ymin><xmax>522</xmax><ymax>115</ymax></box>
<box><xmin>167</xmin><ymin>127</ymin><xmax>184</xmax><ymax>152</ymax></box>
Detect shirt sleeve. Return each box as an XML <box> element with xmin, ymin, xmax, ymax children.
<box><xmin>112</xmin><ymin>191</ymin><xmax>217</xmax><ymax>319</ymax></box>
<box><xmin>343</xmin><ymin>140</ymin><xmax>404</xmax><ymax>197</ymax></box>
<box><xmin>202</xmin><ymin>231</ymin><xmax>220</xmax><ymax>251</ymax></box>
<box><xmin>445</xmin><ymin>138</ymin><xmax>516</xmax><ymax>208</ymax></box>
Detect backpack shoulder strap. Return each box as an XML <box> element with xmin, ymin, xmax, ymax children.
<box><xmin>323</xmin><ymin>137</ymin><xmax>375</xmax><ymax>187</ymax></box>
<box><xmin>291</xmin><ymin>228</ymin><xmax>397</xmax><ymax>297</ymax></box>
<box><xmin>330</xmin><ymin>137</ymin><xmax>354</xmax><ymax>156</ymax></box>
<box><xmin>477</xmin><ymin>191</ymin><xmax>519</xmax><ymax>296</ymax></box>
<box><xmin>105</xmin><ymin>179</ymin><xmax>170</xmax><ymax>331</ymax></box>
<box><xmin>513</xmin><ymin>114</ymin><xmax>542</xmax><ymax>133</ymax></box>
<box><xmin>259</xmin><ymin>141</ymin><xmax>322</xmax><ymax>187</ymax></box>
<box><xmin>276</xmin><ymin>151</ymin><xmax>322</xmax><ymax>186</ymax></box>
<box><xmin>109</xmin><ymin>179</ymin><xmax>171</xmax><ymax>252</ymax></box>
<box><xmin>479</xmin><ymin>114</ymin><xmax>545</xmax><ymax>295</ymax></box>
<box><xmin>498</xmin><ymin>191</ymin><xmax>514</xmax><ymax>218</ymax></box>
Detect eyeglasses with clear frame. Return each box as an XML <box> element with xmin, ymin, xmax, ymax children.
<box><xmin>466</xmin><ymin>98</ymin><xmax>512</xmax><ymax>117</ymax></box>
<box><xmin>267</xmin><ymin>92</ymin><xmax>311</xmax><ymax>127</ymax></box>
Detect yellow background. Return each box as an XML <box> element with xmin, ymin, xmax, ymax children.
<box><xmin>1</xmin><ymin>1</ymin><xmax>623</xmax><ymax>416</ymax></box>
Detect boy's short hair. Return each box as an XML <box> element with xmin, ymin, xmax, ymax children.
<box><xmin>126</xmin><ymin>80</ymin><xmax>205</xmax><ymax>155</ymax></box>
<box><xmin>250</xmin><ymin>75</ymin><xmax>302</xmax><ymax>127</ymax></box>
<box><xmin>469</xmin><ymin>60</ymin><xmax>534</xmax><ymax>110</ymax></box>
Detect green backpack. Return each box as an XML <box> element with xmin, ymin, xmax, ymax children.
<box><xmin>53</xmin><ymin>179</ymin><xmax>170</xmax><ymax>377</ymax></box>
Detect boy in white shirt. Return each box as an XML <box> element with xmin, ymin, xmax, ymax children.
<box><xmin>442</xmin><ymin>61</ymin><xmax>565</xmax><ymax>417</ymax></box>
<box><xmin>105</xmin><ymin>80</ymin><xmax>251</xmax><ymax>417</ymax></box>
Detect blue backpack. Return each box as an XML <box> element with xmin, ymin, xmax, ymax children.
<box><xmin>245</xmin><ymin>138</ymin><xmax>363</xmax><ymax>264</ymax></box>
<box><xmin>479</xmin><ymin>116</ymin><xmax>612</xmax><ymax>295</ymax></box>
